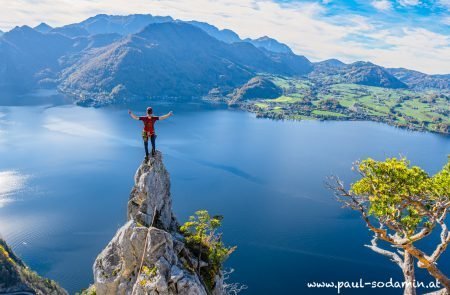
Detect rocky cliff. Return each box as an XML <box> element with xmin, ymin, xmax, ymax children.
<box><xmin>92</xmin><ymin>152</ymin><xmax>225</xmax><ymax>295</ymax></box>
<box><xmin>0</xmin><ymin>238</ymin><xmax>67</xmax><ymax>295</ymax></box>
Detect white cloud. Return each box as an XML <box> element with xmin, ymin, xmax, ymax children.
<box><xmin>443</xmin><ymin>16</ymin><xmax>450</xmax><ymax>25</ymax></box>
<box><xmin>398</xmin><ymin>0</ymin><xmax>420</xmax><ymax>6</ymax></box>
<box><xmin>342</xmin><ymin>28</ymin><xmax>450</xmax><ymax>74</ymax></box>
<box><xmin>0</xmin><ymin>0</ymin><xmax>448</xmax><ymax>74</ymax></box>
<box><xmin>371</xmin><ymin>0</ymin><xmax>393</xmax><ymax>11</ymax></box>
<box><xmin>438</xmin><ymin>0</ymin><xmax>450</xmax><ymax>8</ymax></box>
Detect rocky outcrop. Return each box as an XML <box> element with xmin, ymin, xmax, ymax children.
<box><xmin>127</xmin><ymin>154</ymin><xmax>178</xmax><ymax>231</ymax></box>
<box><xmin>0</xmin><ymin>238</ymin><xmax>67</xmax><ymax>295</ymax></box>
<box><xmin>93</xmin><ymin>152</ymin><xmax>224</xmax><ymax>295</ymax></box>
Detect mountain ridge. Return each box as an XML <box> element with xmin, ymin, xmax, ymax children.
<box><xmin>245</xmin><ymin>36</ymin><xmax>293</xmax><ymax>54</ymax></box>
<box><xmin>34</xmin><ymin>22</ymin><xmax>53</xmax><ymax>33</ymax></box>
<box><xmin>0</xmin><ymin>13</ymin><xmax>448</xmax><ymax>105</ymax></box>
<box><xmin>386</xmin><ymin>67</ymin><xmax>450</xmax><ymax>90</ymax></box>
<box><xmin>309</xmin><ymin>60</ymin><xmax>408</xmax><ymax>89</ymax></box>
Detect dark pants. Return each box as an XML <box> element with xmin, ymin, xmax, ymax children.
<box><xmin>142</xmin><ymin>132</ymin><xmax>157</xmax><ymax>157</ymax></box>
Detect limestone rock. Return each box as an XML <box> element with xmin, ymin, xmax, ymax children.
<box><xmin>128</xmin><ymin>152</ymin><xmax>177</xmax><ymax>231</ymax></box>
<box><xmin>94</xmin><ymin>151</ymin><xmax>224</xmax><ymax>295</ymax></box>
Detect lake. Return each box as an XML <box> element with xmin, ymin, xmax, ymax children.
<box><xmin>0</xmin><ymin>91</ymin><xmax>449</xmax><ymax>294</ymax></box>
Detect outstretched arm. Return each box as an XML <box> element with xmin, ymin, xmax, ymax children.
<box><xmin>128</xmin><ymin>109</ymin><xmax>140</xmax><ymax>120</ymax></box>
<box><xmin>159</xmin><ymin>111</ymin><xmax>173</xmax><ymax>121</ymax></box>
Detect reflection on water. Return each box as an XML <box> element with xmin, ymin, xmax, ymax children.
<box><xmin>0</xmin><ymin>171</ymin><xmax>28</xmax><ymax>207</ymax></box>
<box><xmin>43</xmin><ymin>116</ymin><xmax>140</xmax><ymax>147</ymax></box>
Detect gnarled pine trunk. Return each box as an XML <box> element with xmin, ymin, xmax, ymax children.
<box><xmin>404</xmin><ymin>244</ymin><xmax>450</xmax><ymax>293</ymax></box>
<box><xmin>402</xmin><ymin>251</ymin><xmax>416</xmax><ymax>295</ymax></box>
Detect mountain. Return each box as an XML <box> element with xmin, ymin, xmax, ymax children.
<box><xmin>387</xmin><ymin>68</ymin><xmax>450</xmax><ymax>90</ymax></box>
<box><xmin>52</xmin><ymin>14</ymin><xmax>173</xmax><ymax>37</ymax></box>
<box><xmin>49</xmin><ymin>13</ymin><xmax>292</xmax><ymax>53</ymax></box>
<box><xmin>0</xmin><ymin>13</ymin><xmax>447</xmax><ymax>105</ymax></box>
<box><xmin>51</xmin><ymin>25</ymin><xmax>90</xmax><ymax>38</ymax></box>
<box><xmin>245</xmin><ymin>36</ymin><xmax>293</xmax><ymax>54</ymax></box>
<box><xmin>59</xmin><ymin>22</ymin><xmax>312</xmax><ymax>106</ymax></box>
<box><xmin>34</xmin><ymin>22</ymin><xmax>53</xmax><ymax>33</ymax></box>
<box><xmin>89</xmin><ymin>152</ymin><xmax>226</xmax><ymax>295</ymax></box>
<box><xmin>0</xmin><ymin>19</ymin><xmax>312</xmax><ymax>101</ymax></box>
<box><xmin>0</xmin><ymin>29</ymin><xmax>3</xmax><ymax>36</ymax></box>
<box><xmin>59</xmin><ymin>23</ymin><xmax>253</xmax><ymax>105</ymax></box>
<box><xmin>310</xmin><ymin>61</ymin><xmax>407</xmax><ymax>88</ymax></box>
<box><xmin>0</xmin><ymin>238</ymin><xmax>67</xmax><ymax>294</ymax></box>
<box><xmin>50</xmin><ymin>14</ymin><xmax>293</xmax><ymax>54</ymax></box>
<box><xmin>186</xmin><ymin>20</ymin><xmax>241</xmax><ymax>43</ymax></box>
<box><xmin>74</xmin><ymin>33</ymin><xmax>122</xmax><ymax>49</ymax></box>
<box><xmin>224</xmin><ymin>41</ymin><xmax>311</xmax><ymax>75</ymax></box>
<box><xmin>0</xmin><ymin>26</ymin><xmax>75</xmax><ymax>91</ymax></box>
<box><xmin>0</xmin><ymin>25</ymin><xmax>126</xmax><ymax>92</ymax></box>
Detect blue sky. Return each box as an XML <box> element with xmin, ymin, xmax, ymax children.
<box><xmin>0</xmin><ymin>0</ymin><xmax>449</xmax><ymax>74</ymax></box>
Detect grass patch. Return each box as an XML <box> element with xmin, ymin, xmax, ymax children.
<box><xmin>312</xmin><ymin>110</ymin><xmax>347</xmax><ymax>118</ymax></box>
<box><xmin>243</xmin><ymin>77</ymin><xmax>449</xmax><ymax>134</ymax></box>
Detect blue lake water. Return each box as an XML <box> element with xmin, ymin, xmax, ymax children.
<box><xmin>0</xmin><ymin>92</ymin><xmax>449</xmax><ymax>294</ymax></box>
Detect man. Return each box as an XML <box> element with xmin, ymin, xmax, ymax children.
<box><xmin>128</xmin><ymin>107</ymin><xmax>173</xmax><ymax>160</ymax></box>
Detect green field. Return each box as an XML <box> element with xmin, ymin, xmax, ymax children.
<box><xmin>243</xmin><ymin>75</ymin><xmax>450</xmax><ymax>134</ymax></box>
<box><xmin>312</xmin><ymin>110</ymin><xmax>347</xmax><ymax>118</ymax></box>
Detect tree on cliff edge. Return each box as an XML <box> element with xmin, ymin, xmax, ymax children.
<box><xmin>329</xmin><ymin>157</ymin><xmax>450</xmax><ymax>295</ymax></box>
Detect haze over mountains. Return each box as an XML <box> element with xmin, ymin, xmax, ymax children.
<box><xmin>0</xmin><ymin>13</ymin><xmax>448</xmax><ymax>106</ymax></box>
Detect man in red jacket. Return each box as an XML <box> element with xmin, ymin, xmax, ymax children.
<box><xmin>129</xmin><ymin>107</ymin><xmax>173</xmax><ymax>160</ymax></box>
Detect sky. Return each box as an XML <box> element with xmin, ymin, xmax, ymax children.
<box><xmin>0</xmin><ymin>0</ymin><xmax>449</xmax><ymax>74</ymax></box>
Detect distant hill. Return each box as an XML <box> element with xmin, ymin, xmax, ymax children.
<box><xmin>0</xmin><ymin>25</ymin><xmax>122</xmax><ymax>92</ymax></box>
<box><xmin>310</xmin><ymin>61</ymin><xmax>407</xmax><ymax>89</ymax></box>
<box><xmin>344</xmin><ymin>62</ymin><xmax>407</xmax><ymax>88</ymax></box>
<box><xmin>313</xmin><ymin>60</ymin><xmax>450</xmax><ymax>90</ymax></box>
<box><xmin>34</xmin><ymin>22</ymin><xmax>53</xmax><ymax>33</ymax></box>
<box><xmin>230</xmin><ymin>76</ymin><xmax>283</xmax><ymax>104</ymax></box>
<box><xmin>387</xmin><ymin>68</ymin><xmax>450</xmax><ymax>90</ymax></box>
<box><xmin>0</xmin><ymin>26</ymin><xmax>75</xmax><ymax>90</ymax></box>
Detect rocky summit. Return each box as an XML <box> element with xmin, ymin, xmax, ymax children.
<box><xmin>91</xmin><ymin>151</ymin><xmax>224</xmax><ymax>295</ymax></box>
